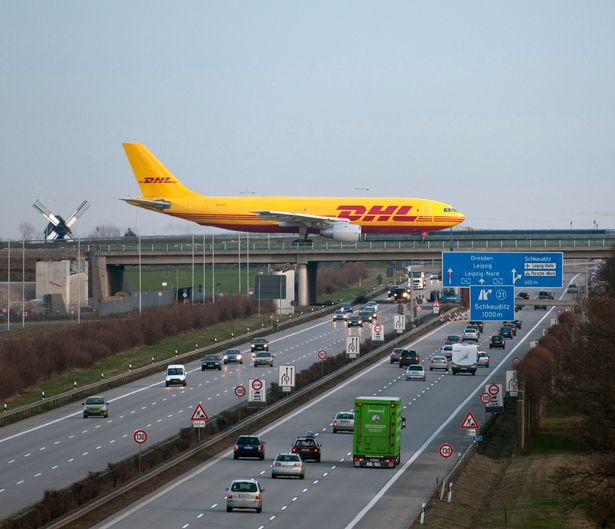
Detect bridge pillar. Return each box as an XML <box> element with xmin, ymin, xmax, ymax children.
<box><xmin>307</xmin><ymin>262</ymin><xmax>318</xmax><ymax>305</ymax></box>
<box><xmin>297</xmin><ymin>263</ymin><xmax>309</xmax><ymax>306</ymax></box>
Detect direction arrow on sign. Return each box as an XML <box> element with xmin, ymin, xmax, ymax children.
<box><xmin>460</xmin><ymin>411</ymin><xmax>480</xmax><ymax>429</ymax></box>
<box><xmin>191</xmin><ymin>402</ymin><xmax>209</xmax><ymax>421</ymax></box>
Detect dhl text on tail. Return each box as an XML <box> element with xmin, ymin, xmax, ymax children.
<box><xmin>122</xmin><ymin>143</ymin><xmax>464</xmax><ymax>242</ymax></box>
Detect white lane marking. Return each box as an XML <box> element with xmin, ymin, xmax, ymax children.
<box><xmin>82</xmin><ymin>452</ymin><xmax>88</xmax><ymax>456</ymax></box>
<box><xmin>96</xmin><ymin>446</ymin><xmax>102</xmax><ymax>450</ymax></box>
<box><xmin>68</xmin><ymin>458</ymin><xmax>74</xmax><ymax>462</ymax></box>
<box><xmin>197</xmin><ymin>513</ymin><xmax>204</xmax><ymax>518</ymax></box>
<box><xmin>292</xmin><ymin>496</ymin><xmax>298</xmax><ymax>502</ymax></box>
<box><xmin>34</xmin><ymin>472</ymin><xmax>42</xmax><ymax>477</ymax></box>
<box><xmin>181</xmin><ymin>524</ymin><xmax>189</xmax><ymax>528</ymax></box>
<box><xmin>210</xmin><ymin>503</ymin><xmax>217</xmax><ymax>509</ymax></box>
<box><xmin>24</xmin><ymin>453</ymin><xmax>31</xmax><ymax>457</ymax></box>
<box><xmin>146</xmin><ymin>423</ymin><xmax>152</xmax><ymax>427</ymax></box>
<box><xmin>16</xmin><ymin>480</ymin><xmax>24</xmax><ymax>485</ymax></box>
<box><xmin>94</xmin><ymin>315</ymin><xmax>438</xmax><ymax>528</ymax></box>
<box><xmin>110</xmin><ymin>440</ymin><xmax>116</xmax><ymax>444</ymax></box>
<box><xmin>343</xmin><ymin>309</ymin><xmax>558</xmax><ymax>529</ymax></box>
<box><xmin>8</xmin><ymin>459</ymin><xmax>15</xmax><ymax>464</ymax></box>
<box><xmin>281</xmin><ymin>505</ymin><xmax>288</xmax><ymax>510</ymax></box>
<box><xmin>331</xmin><ymin>466</ymin><xmax>336</xmax><ymax>469</ymax></box>
<box><xmin>39</xmin><ymin>446</ymin><xmax>46</xmax><ymax>450</ymax></box>
<box><xmin>51</xmin><ymin>465</ymin><xmax>59</xmax><ymax>469</ymax></box>
<box><xmin>0</xmin><ymin>489</ymin><xmax>5</xmax><ymax>493</ymax></box>
<box><xmin>313</xmin><ymin>480</ymin><xmax>319</xmax><ymax>484</ymax></box>
<box><xmin>53</xmin><ymin>441</ymin><xmax>60</xmax><ymax>445</ymax></box>
<box><xmin>269</xmin><ymin>516</ymin><xmax>276</xmax><ymax>521</ymax></box>
<box><xmin>323</xmin><ymin>472</ymin><xmax>328</xmax><ymax>477</ymax></box>
<box><xmin>130</xmin><ymin>411</ymin><xmax>136</xmax><ymax>414</ymax></box>
<box><xmin>122</xmin><ymin>434</ymin><xmax>128</xmax><ymax>438</ymax></box>
<box><xmin>259</xmin><ymin>470</ymin><xmax>266</xmax><ymax>475</ymax></box>
<box><xmin>81</xmin><ymin>430</ymin><xmax>88</xmax><ymax>434</ymax></box>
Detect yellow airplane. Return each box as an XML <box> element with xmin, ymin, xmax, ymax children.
<box><xmin>122</xmin><ymin>143</ymin><xmax>464</xmax><ymax>241</ymax></box>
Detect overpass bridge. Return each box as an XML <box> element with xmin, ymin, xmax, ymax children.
<box><xmin>85</xmin><ymin>231</ymin><xmax>615</xmax><ymax>305</ymax></box>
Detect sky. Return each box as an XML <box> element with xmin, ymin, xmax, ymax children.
<box><xmin>1</xmin><ymin>1</ymin><xmax>614</xmax><ymax>240</ymax></box>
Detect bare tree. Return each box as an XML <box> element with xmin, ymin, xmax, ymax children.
<box><xmin>89</xmin><ymin>224</ymin><xmax>121</xmax><ymax>238</ymax></box>
<box><xmin>19</xmin><ymin>222</ymin><xmax>36</xmax><ymax>240</ymax></box>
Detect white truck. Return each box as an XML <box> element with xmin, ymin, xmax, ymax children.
<box><xmin>450</xmin><ymin>344</ymin><xmax>478</xmax><ymax>375</ymax></box>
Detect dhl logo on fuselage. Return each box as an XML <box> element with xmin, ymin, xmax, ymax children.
<box><xmin>141</xmin><ymin>177</ymin><xmax>174</xmax><ymax>184</ymax></box>
<box><xmin>336</xmin><ymin>205</ymin><xmax>418</xmax><ymax>222</ymax></box>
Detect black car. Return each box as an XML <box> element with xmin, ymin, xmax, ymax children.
<box><xmin>489</xmin><ymin>335</ymin><xmax>506</xmax><ymax>349</ymax></box>
<box><xmin>291</xmin><ymin>436</ymin><xmax>321</xmax><ymax>462</ymax></box>
<box><xmin>357</xmin><ymin>310</ymin><xmax>375</xmax><ymax>324</ymax></box>
<box><xmin>399</xmin><ymin>350</ymin><xmax>420</xmax><ymax>368</ymax></box>
<box><xmin>512</xmin><ymin>319</ymin><xmax>522</xmax><ymax>329</ymax></box>
<box><xmin>517</xmin><ymin>292</ymin><xmax>530</xmax><ymax>300</ymax></box>
<box><xmin>499</xmin><ymin>326</ymin><xmax>514</xmax><ymax>339</ymax></box>
<box><xmin>535</xmin><ymin>291</ymin><xmax>554</xmax><ymax>310</ymax></box>
<box><xmin>250</xmin><ymin>338</ymin><xmax>269</xmax><ymax>352</ymax></box>
<box><xmin>201</xmin><ymin>354</ymin><xmax>222</xmax><ymax>371</ymax></box>
<box><xmin>468</xmin><ymin>320</ymin><xmax>484</xmax><ymax>333</ymax></box>
<box><xmin>347</xmin><ymin>315</ymin><xmax>363</xmax><ymax>327</ymax></box>
<box><xmin>233</xmin><ymin>435</ymin><xmax>266</xmax><ymax>460</ymax></box>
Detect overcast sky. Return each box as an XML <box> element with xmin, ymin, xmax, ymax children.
<box><xmin>1</xmin><ymin>1</ymin><xmax>614</xmax><ymax>240</ymax></box>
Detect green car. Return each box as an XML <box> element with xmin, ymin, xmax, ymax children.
<box><xmin>82</xmin><ymin>395</ymin><xmax>109</xmax><ymax>418</ymax></box>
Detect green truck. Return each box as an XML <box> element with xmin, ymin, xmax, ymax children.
<box><xmin>352</xmin><ymin>396</ymin><xmax>405</xmax><ymax>468</ymax></box>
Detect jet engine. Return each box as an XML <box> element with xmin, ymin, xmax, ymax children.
<box><xmin>320</xmin><ymin>223</ymin><xmax>361</xmax><ymax>242</ymax></box>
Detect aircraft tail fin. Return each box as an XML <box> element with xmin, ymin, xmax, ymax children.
<box><xmin>123</xmin><ymin>143</ymin><xmax>198</xmax><ymax>198</ymax></box>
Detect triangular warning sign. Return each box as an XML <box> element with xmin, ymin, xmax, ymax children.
<box><xmin>191</xmin><ymin>402</ymin><xmax>209</xmax><ymax>421</ymax></box>
<box><xmin>433</xmin><ymin>299</ymin><xmax>440</xmax><ymax>307</ymax></box>
<box><xmin>460</xmin><ymin>411</ymin><xmax>480</xmax><ymax>429</ymax></box>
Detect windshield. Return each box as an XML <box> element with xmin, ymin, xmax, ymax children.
<box><xmin>408</xmin><ymin>366</ymin><xmax>423</xmax><ymax>371</ymax></box>
<box><xmin>167</xmin><ymin>368</ymin><xmax>183</xmax><ymax>375</ymax></box>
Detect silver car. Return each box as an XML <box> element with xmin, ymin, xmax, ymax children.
<box><xmin>253</xmin><ymin>351</ymin><xmax>274</xmax><ymax>367</ymax></box>
<box><xmin>271</xmin><ymin>453</ymin><xmax>305</xmax><ymax>479</ymax></box>
<box><xmin>332</xmin><ymin>310</ymin><xmax>347</xmax><ymax>321</ymax></box>
<box><xmin>462</xmin><ymin>327</ymin><xmax>479</xmax><ymax>342</ymax></box>
<box><xmin>332</xmin><ymin>411</ymin><xmax>354</xmax><ymax>433</ymax></box>
<box><xmin>477</xmin><ymin>352</ymin><xmax>490</xmax><ymax>368</ymax></box>
<box><xmin>226</xmin><ymin>479</ymin><xmax>264</xmax><ymax>512</ymax></box>
<box><xmin>405</xmin><ymin>365</ymin><xmax>426</xmax><ymax>381</ymax></box>
<box><xmin>429</xmin><ymin>355</ymin><xmax>448</xmax><ymax>371</ymax></box>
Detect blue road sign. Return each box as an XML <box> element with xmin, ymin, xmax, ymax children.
<box><xmin>470</xmin><ymin>285</ymin><xmax>515</xmax><ymax>321</ymax></box>
<box><xmin>442</xmin><ymin>252</ymin><xmax>563</xmax><ymax>288</ymax></box>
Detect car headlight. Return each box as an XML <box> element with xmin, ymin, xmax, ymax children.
<box><xmin>223</xmin><ymin>355</ymin><xmax>228</xmax><ymax>360</ymax></box>
<box><xmin>237</xmin><ymin>354</ymin><xmax>242</xmax><ymax>360</ymax></box>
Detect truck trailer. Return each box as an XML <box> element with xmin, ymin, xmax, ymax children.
<box><xmin>352</xmin><ymin>396</ymin><xmax>405</xmax><ymax>468</ymax></box>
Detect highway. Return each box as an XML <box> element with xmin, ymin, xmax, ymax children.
<box><xmin>91</xmin><ymin>284</ymin><xmax>575</xmax><ymax>529</ymax></box>
<box><xmin>0</xmin><ymin>300</ymin><xmax>403</xmax><ymax>517</ymax></box>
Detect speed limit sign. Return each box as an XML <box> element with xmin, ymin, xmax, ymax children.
<box><xmin>234</xmin><ymin>385</ymin><xmax>246</xmax><ymax>397</ymax></box>
<box><xmin>480</xmin><ymin>392</ymin><xmax>491</xmax><ymax>404</ymax></box>
<box><xmin>438</xmin><ymin>443</ymin><xmax>454</xmax><ymax>459</ymax></box>
<box><xmin>317</xmin><ymin>349</ymin><xmax>328</xmax><ymax>360</ymax></box>
<box><xmin>133</xmin><ymin>429</ymin><xmax>147</xmax><ymax>445</ymax></box>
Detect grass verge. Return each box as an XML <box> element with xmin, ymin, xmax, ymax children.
<box><xmin>413</xmin><ymin>395</ymin><xmax>595</xmax><ymax>529</ymax></box>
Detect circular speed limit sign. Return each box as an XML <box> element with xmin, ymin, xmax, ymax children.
<box><xmin>480</xmin><ymin>392</ymin><xmax>491</xmax><ymax>404</ymax></box>
<box><xmin>234</xmin><ymin>385</ymin><xmax>246</xmax><ymax>398</ymax></box>
<box><xmin>251</xmin><ymin>379</ymin><xmax>263</xmax><ymax>391</ymax></box>
<box><xmin>133</xmin><ymin>429</ymin><xmax>147</xmax><ymax>445</ymax></box>
<box><xmin>317</xmin><ymin>349</ymin><xmax>328</xmax><ymax>360</ymax></box>
<box><xmin>488</xmin><ymin>383</ymin><xmax>500</xmax><ymax>396</ymax></box>
<box><xmin>438</xmin><ymin>443</ymin><xmax>454</xmax><ymax>459</ymax></box>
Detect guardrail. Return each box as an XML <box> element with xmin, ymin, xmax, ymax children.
<box><xmin>37</xmin><ymin>310</ymin><xmax>451</xmax><ymax>529</ymax></box>
<box><xmin>83</xmin><ymin>236</ymin><xmax>615</xmax><ymax>254</ymax></box>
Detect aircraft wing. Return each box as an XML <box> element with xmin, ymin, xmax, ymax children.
<box><xmin>253</xmin><ymin>210</ymin><xmax>350</xmax><ymax>229</ymax></box>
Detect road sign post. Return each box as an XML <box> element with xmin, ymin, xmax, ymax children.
<box><xmin>234</xmin><ymin>385</ymin><xmax>246</xmax><ymax>419</ymax></box>
<box><xmin>278</xmin><ymin>365</ymin><xmax>296</xmax><ymax>392</ymax></box>
<box><xmin>317</xmin><ymin>349</ymin><xmax>328</xmax><ymax>377</ymax></box>
<box><xmin>469</xmin><ymin>285</ymin><xmax>515</xmax><ymax>321</ymax></box>
<box><xmin>248</xmin><ymin>378</ymin><xmax>267</xmax><ymax>408</ymax></box>
<box><xmin>371</xmin><ymin>323</ymin><xmax>384</xmax><ymax>342</ymax></box>
<box><xmin>133</xmin><ymin>429</ymin><xmax>147</xmax><ymax>473</ymax></box>
<box><xmin>438</xmin><ymin>442</ymin><xmax>454</xmax><ymax>459</ymax></box>
<box><xmin>346</xmin><ymin>336</ymin><xmax>360</xmax><ymax>359</ymax></box>
<box><xmin>442</xmin><ymin>252</ymin><xmax>563</xmax><ymax>289</ymax></box>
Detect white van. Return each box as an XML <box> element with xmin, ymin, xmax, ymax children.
<box><xmin>450</xmin><ymin>344</ymin><xmax>478</xmax><ymax>375</ymax></box>
<box><xmin>165</xmin><ymin>364</ymin><xmax>187</xmax><ymax>387</ymax></box>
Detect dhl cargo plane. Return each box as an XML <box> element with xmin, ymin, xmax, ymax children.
<box><xmin>122</xmin><ymin>144</ymin><xmax>464</xmax><ymax>241</ymax></box>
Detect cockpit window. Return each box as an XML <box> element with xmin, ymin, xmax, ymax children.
<box><xmin>443</xmin><ymin>207</ymin><xmax>457</xmax><ymax>213</ymax></box>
